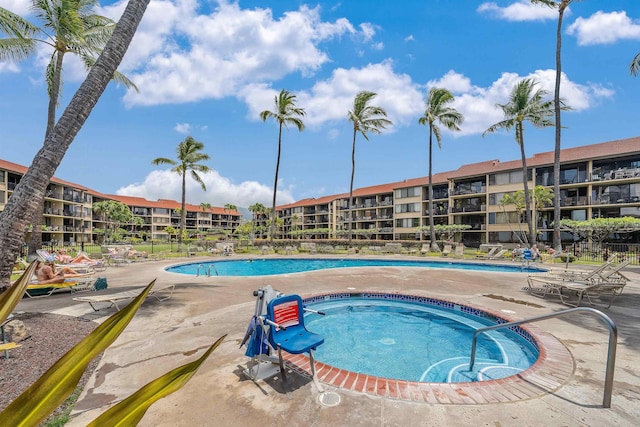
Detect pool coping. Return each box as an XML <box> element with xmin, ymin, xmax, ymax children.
<box><xmin>283</xmin><ymin>291</ymin><xmax>574</xmax><ymax>404</ymax></box>
<box><xmin>164</xmin><ymin>256</ymin><xmax>549</xmax><ymax>277</ymax></box>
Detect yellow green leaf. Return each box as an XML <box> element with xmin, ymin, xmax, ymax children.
<box><xmin>0</xmin><ymin>261</ymin><xmax>39</xmax><ymax>324</ymax></box>
<box><xmin>0</xmin><ymin>279</ymin><xmax>158</xmax><ymax>426</ymax></box>
<box><xmin>87</xmin><ymin>335</ymin><xmax>227</xmax><ymax>427</ymax></box>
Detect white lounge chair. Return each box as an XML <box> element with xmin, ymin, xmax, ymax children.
<box><xmin>73</xmin><ymin>284</ymin><xmax>175</xmax><ymax>311</ymax></box>
<box><xmin>441</xmin><ymin>244</ymin><xmax>452</xmax><ymax>257</ymax></box>
<box><xmin>476</xmin><ymin>246</ymin><xmax>498</xmax><ymax>259</ymax></box>
<box><xmin>453</xmin><ymin>245</ymin><xmax>465</xmax><ymax>259</ymax></box>
<box><xmin>526</xmin><ymin>260</ymin><xmax>630</xmax><ymax>308</ymax></box>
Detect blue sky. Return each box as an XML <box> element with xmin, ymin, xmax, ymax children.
<box><xmin>1</xmin><ymin>0</ymin><xmax>639</xmax><ymax>209</ymax></box>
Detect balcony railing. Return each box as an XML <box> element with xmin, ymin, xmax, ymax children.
<box><xmin>452</xmin><ymin>186</ymin><xmax>485</xmax><ymax>196</ymax></box>
<box><xmin>451</xmin><ymin>205</ymin><xmax>484</xmax><ymax>213</ymax></box>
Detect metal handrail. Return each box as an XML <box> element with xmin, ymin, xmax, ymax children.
<box><xmin>196</xmin><ymin>264</ymin><xmax>209</xmax><ymax>277</ymax></box>
<box><xmin>469</xmin><ymin>307</ymin><xmax>617</xmax><ymax>408</ymax></box>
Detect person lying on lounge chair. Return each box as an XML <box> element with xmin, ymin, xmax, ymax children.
<box><xmin>55</xmin><ymin>249</ymin><xmax>74</xmax><ymax>263</ymax></box>
<box><xmin>35</xmin><ymin>263</ymin><xmax>67</xmax><ymax>285</ymax></box>
<box><xmin>57</xmin><ymin>249</ymin><xmax>99</xmax><ymax>265</ymax></box>
<box><xmin>36</xmin><ymin>262</ymin><xmax>84</xmax><ymax>284</ymax></box>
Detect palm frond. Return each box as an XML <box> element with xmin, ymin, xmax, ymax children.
<box><xmin>152</xmin><ymin>157</ymin><xmax>176</xmax><ymax>166</ymax></box>
<box><xmin>0</xmin><ymin>37</ymin><xmax>37</xmax><ymax>61</ymax></box>
<box><xmin>0</xmin><ymin>6</ymin><xmax>39</xmax><ymax>38</ymax></box>
<box><xmin>349</xmin><ymin>91</ymin><xmax>392</xmax><ymax>140</ymax></box>
<box><xmin>482</xmin><ymin>119</ymin><xmax>515</xmax><ymax>136</ymax></box>
<box><xmin>530</xmin><ymin>0</ymin><xmax>559</xmax><ymax>8</ymax></box>
<box><xmin>419</xmin><ymin>87</ymin><xmax>464</xmax><ymax>147</ymax></box>
<box><xmin>631</xmin><ymin>52</ymin><xmax>640</xmax><ymax>76</ymax></box>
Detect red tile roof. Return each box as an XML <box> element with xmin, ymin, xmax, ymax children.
<box><xmin>277</xmin><ymin>136</ymin><xmax>640</xmax><ymax>208</ymax></box>
<box><xmin>3</xmin><ymin>136</ymin><xmax>640</xmax><ymax>214</ymax></box>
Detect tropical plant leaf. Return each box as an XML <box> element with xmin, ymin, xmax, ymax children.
<box><xmin>87</xmin><ymin>334</ymin><xmax>227</xmax><ymax>427</ymax></box>
<box><xmin>0</xmin><ymin>280</ymin><xmax>158</xmax><ymax>426</ymax></box>
<box><xmin>0</xmin><ymin>261</ymin><xmax>39</xmax><ymax>324</ymax></box>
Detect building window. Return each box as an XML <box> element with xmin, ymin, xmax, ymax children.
<box><xmin>488</xmin><ymin>192</ymin><xmax>513</xmax><ymax>205</ymax></box>
<box><xmin>395</xmin><ymin>202</ymin><xmax>420</xmax><ymax>213</ymax></box>
<box><xmin>395</xmin><ymin>187</ymin><xmax>420</xmax><ymax>198</ymax></box>
<box><xmin>395</xmin><ymin>218</ymin><xmax>419</xmax><ymax>228</ymax></box>
<box><xmin>489</xmin><ymin>170</ymin><xmax>531</xmax><ymax>185</ymax></box>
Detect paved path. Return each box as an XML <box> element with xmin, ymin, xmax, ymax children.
<box><xmin>15</xmin><ymin>256</ymin><xmax>640</xmax><ymax>426</ymax></box>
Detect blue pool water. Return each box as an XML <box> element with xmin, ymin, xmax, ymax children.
<box><xmin>304</xmin><ymin>295</ymin><xmax>539</xmax><ymax>383</ymax></box>
<box><xmin>165</xmin><ymin>257</ymin><xmax>543</xmax><ymax>276</ymax></box>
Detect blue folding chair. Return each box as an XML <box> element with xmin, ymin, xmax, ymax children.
<box><xmin>265</xmin><ymin>294</ymin><xmax>324</xmax><ymax>393</ymax></box>
<box><xmin>522</xmin><ymin>249</ymin><xmax>534</xmax><ymax>266</ymax></box>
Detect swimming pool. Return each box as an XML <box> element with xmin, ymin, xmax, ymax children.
<box><xmin>303</xmin><ymin>293</ymin><xmax>538</xmax><ymax>383</ymax></box>
<box><xmin>165</xmin><ymin>257</ymin><xmax>544</xmax><ymax>276</ymax></box>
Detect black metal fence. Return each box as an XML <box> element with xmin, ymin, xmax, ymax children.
<box><xmin>563</xmin><ymin>242</ymin><xmax>640</xmax><ymax>265</ymax></box>
<box><xmin>21</xmin><ymin>239</ymin><xmax>640</xmax><ymax>266</ymax></box>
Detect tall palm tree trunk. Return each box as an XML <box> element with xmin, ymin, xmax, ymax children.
<box><xmin>271</xmin><ymin>124</ymin><xmax>283</xmax><ymax>245</ymax></box>
<box><xmin>428</xmin><ymin>129</ymin><xmax>437</xmax><ymax>250</ymax></box>
<box><xmin>46</xmin><ymin>51</ymin><xmax>65</xmax><ymax>137</ymax></box>
<box><xmin>28</xmin><ymin>52</ymin><xmax>66</xmax><ymax>258</ymax></box>
<box><xmin>179</xmin><ymin>173</ymin><xmax>186</xmax><ymax>252</ymax></box>
<box><xmin>519</xmin><ymin>124</ymin><xmax>535</xmax><ymax>246</ymax></box>
<box><xmin>348</xmin><ymin>129</ymin><xmax>357</xmax><ymax>246</ymax></box>
<box><xmin>0</xmin><ymin>0</ymin><xmax>151</xmax><ymax>290</ymax></box>
<box><xmin>552</xmin><ymin>3</ymin><xmax>568</xmax><ymax>252</ymax></box>
<box><xmin>27</xmin><ymin>198</ymin><xmax>45</xmax><ymax>259</ymax></box>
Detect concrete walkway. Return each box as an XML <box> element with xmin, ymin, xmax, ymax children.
<box><xmin>15</xmin><ymin>256</ymin><xmax>640</xmax><ymax>426</ymax></box>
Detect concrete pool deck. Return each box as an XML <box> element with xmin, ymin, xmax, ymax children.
<box><xmin>15</xmin><ymin>255</ymin><xmax>640</xmax><ymax>426</ymax></box>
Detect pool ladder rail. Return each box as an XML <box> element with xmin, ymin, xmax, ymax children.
<box><xmin>469</xmin><ymin>306</ymin><xmax>617</xmax><ymax>408</ymax></box>
<box><xmin>196</xmin><ymin>263</ymin><xmax>219</xmax><ymax>277</ymax></box>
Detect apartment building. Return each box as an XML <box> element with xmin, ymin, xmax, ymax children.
<box><xmin>276</xmin><ymin>137</ymin><xmax>640</xmax><ymax>247</ymax></box>
<box><xmin>0</xmin><ymin>159</ymin><xmax>241</xmax><ymax>245</ymax></box>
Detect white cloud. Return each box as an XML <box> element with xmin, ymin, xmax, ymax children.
<box><xmin>119</xmin><ymin>1</ymin><xmax>363</xmax><ymax>107</ymax></box>
<box><xmin>477</xmin><ymin>1</ymin><xmax>559</xmax><ymax>22</ymax></box>
<box><xmin>567</xmin><ymin>11</ymin><xmax>640</xmax><ymax>45</ymax></box>
<box><xmin>175</xmin><ymin>123</ymin><xmax>191</xmax><ymax>134</ymax></box>
<box><xmin>0</xmin><ymin>0</ymin><xmax>32</xmax><ymax>16</ymax></box>
<box><xmin>427</xmin><ymin>69</ymin><xmax>611</xmax><ymax>136</ymax></box>
<box><xmin>359</xmin><ymin>23</ymin><xmax>377</xmax><ymax>42</ymax></box>
<box><xmin>239</xmin><ymin>62</ymin><xmax>608</xmax><ymax>137</ymax></box>
<box><xmin>115</xmin><ymin>169</ymin><xmax>295</xmax><ymax>208</ymax></box>
<box><xmin>404</xmin><ymin>35</ymin><xmax>415</xmax><ymax>42</ymax></box>
<box><xmin>428</xmin><ymin>70</ymin><xmax>474</xmax><ymax>93</ymax></box>
<box><xmin>240</xmin><ymin>60</ymin><xmax>424</xmax><ymax>128</ymax></box>
<box><xmin>0</xmin><ymin>60</ymin><xmax>20</xmax><ymax>73</ymax></box>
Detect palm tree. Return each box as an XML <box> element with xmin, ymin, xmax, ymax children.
<box><xmin>530</xmin><ymin>0</ymin><xmax>573</xmax><ymax>251</ymax></box>
<box><xmin>1</xmin><ymin>1</ymin><xmax>137</xmax><ymax>257</ymax></box>
<box><xmin>248</xmin><ymin>203</ymin><xmax>266</xmax><ymax>242</ymax></box>
<box><xmin>199</xmin><ymin>202</ymin><xmax>212</xmax><ymax>239</ymax></box>
<box><xmin>631</xmin><ymin>53</ymin><xmax>640</xmax><ymax>76</ymax></box>
<box><xmin>499</xmin><ymin>192</ymin><xmax>528</xmax><ymax>245</ymax></box>
<box><xmin>224</xmin><ymin>203</ymin><xmax>237</xmax><ymax>218</ymax></box>
<box><xmin>0</xmin><ymin>0</ymin><xmax>152</xmax><ymax>290</ymax></box>
<box><xmin>532</xmin><ymin>185</ymin><xmax>554</xmax><ymax>234</ymax></box>
<box><xmin>529</xmin><ymin>1</ymin><xmax>576</xmax><ymax>250</ymax></box>
<box><xmin>224</xmin><ymin>203</ymin><xmax>237</xmax><ymax>236</ymax></box>
<box><xmin>152</xmin><ymin>137</ymin><xmax>211</xmax><ymax>253</ymax></box>
<box><xmin>483</xmin><ymin>78</ymin><xmax>559</xmax><ymax>246</ymax></box>
<box><xmin>346</xmin><ymin>91</ymin><xmax>393</xmax><ymax>245</ymax></box>
<box><xmin>418</xmin><ymin>87</ymin><xmax>464</xmax><ymax>250</ymax></box>
<box><xmin>550</xmin><ymin>0</ymin><xmax>573</xmax><ymax>252</ymax></box>
<box><xmin>92</xmin><ymin>200</ymin><xmax>112</xmax><ymax>243</ymax></box>
<box><xmin>260</xmin><ymin>89</ymin><xmax>306</xmax><ymax>244</ymax></box>
<box><xmin>1</xmin><ymin>0</ymin><xmax>137</xmax><ymax>136</ymax></box>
